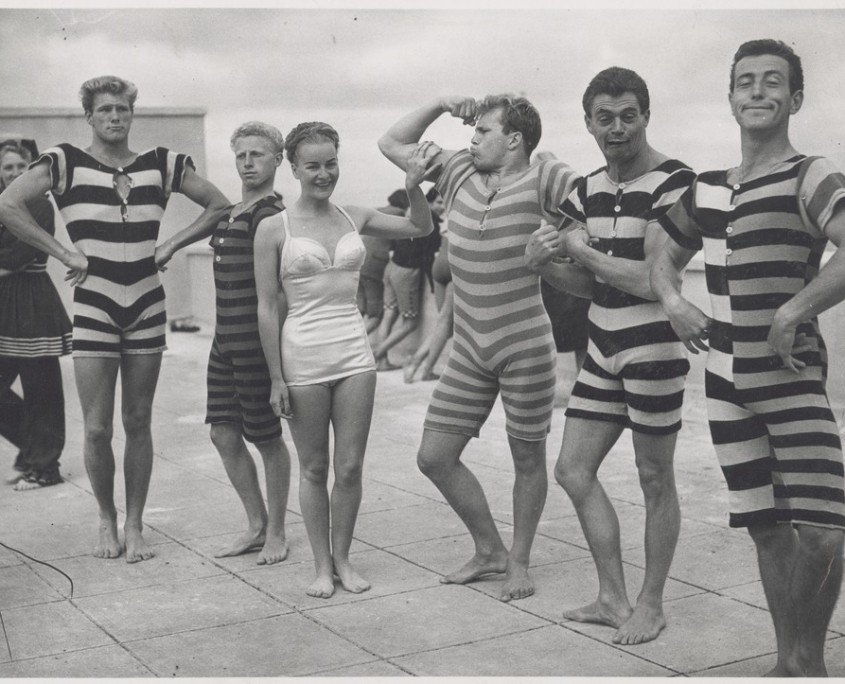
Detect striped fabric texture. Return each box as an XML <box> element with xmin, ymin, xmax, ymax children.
<box><xmin>205</xmin><ymin>196</ymin><xmax>284</xmax><ymax>442</ymax></box>
<box><xmin>35</xmin><ymin>144</ymin><xmax>193</xmax><ymax>356</ymax></box>
<box><xmin>425</xmin><ymin>150</ymin><xmax>579</xmax><ymax>440</ymax></box>
<box><xmin>559</xmin><ymin>161</ymin><xmax>694</xmax><ymax>434</ymax></box>
<box><xmin>660</xmin><ymin>155</ymin><xmax>845</xmax><ymax>528</ymax></box>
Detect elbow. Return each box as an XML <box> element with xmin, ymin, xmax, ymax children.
<box><xmin>377</xmin><ymin>134</ymin><xmax>393</xmax><ymax>157</ymax></box>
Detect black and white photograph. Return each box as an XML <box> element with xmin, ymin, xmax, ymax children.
<box><xmin>0</xmin><ymin>1</ymin><xmax>844</xmax><ymax>677</ymax></box>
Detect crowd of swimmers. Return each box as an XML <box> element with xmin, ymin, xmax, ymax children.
<box><xmin>0</xmin><ymin>37</ymin><xmax>843</xmax><ymax>677</ymax></box>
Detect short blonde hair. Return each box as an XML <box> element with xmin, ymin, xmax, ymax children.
<box><xmin>230</xmin><ymin>121</ymin><xmax>285</xmax><ymax>155</ymax></box>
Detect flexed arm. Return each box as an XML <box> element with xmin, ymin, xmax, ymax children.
<box><xmin>378</xmin><ymin>96</ymin><xmax>476</xmax><ymax>172</ymax></box>
<box><xmin>254</xmin><ymin>216</ymin><xmax>291</xmax><ymax>419</ymax></box>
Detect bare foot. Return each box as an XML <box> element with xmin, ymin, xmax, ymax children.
<box><xmin>440</xmin><ymin>551</ymin><xmax>508</xmax><ymax>585</ymax></box>
<box><xmin>93</xmin><ymin>518</ymin><xmax>123</xmax><ymax>559</ymax></box>
<box><xmin>563</xmin><ymin>598</ymin><xmax>632</xmax><ymax>628</ymax></box>
<box><xmin>613</xmin><ymin>603</ymin><xmax>666</xmax><ymax>645</ymax></box>
<box><xmin>306</xmin><ymin>573</ymin><xmax>336</xmax><ymax>599</ymax></box>
<box><xmin>403</xmin><ymin>360</ymin><xmax>420</xmax><ymax>383</ymax></box>
<box><xmin>214</xmin><ymin>528</ymin><xmax>266</xmax><ymax>558</ymax></box>
<box><xmin>499</xmin><ymin>563</ymin><xmax>534</xmax><ymax>602</ymax></box>
<box><xmin>334</xmin><ymin>560</ymin><xmax>371</xmax><ymax>593</ymax></box>
<box><xmin>124</xmin><ymin>525</ymin><xmax>155</xmax><ymax>563</ymax></box>
<box><xmin>376</xmin><ymin>358</ymin><xmax>402</xmax><ymax>372</ymax></box>
<box><xmin>4</xmin><ymin>469</ymin><xmax>25</xmax><ymax>485</ymax></box>
<box><xmin>419</xmin><ymin>371</ymin><xmax>440</xmax><ymax>382</ymax></box>
<box><xmin>257</xmin><ymin>536</ymin><xmax>288</xmax><ymax>565</ymax></box>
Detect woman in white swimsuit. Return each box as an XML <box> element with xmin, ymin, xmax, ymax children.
<box><xmin>254</xmin><ymin>123</ymin><xmax>437</xmax><ymax>598</ymax></box>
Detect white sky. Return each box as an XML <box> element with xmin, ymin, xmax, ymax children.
<box><xmin>1</xmin><ymin>3</ymin><xmax>844</xmax><ymax>204</ymax></box>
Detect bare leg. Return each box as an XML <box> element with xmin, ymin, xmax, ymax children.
<box><xmin>254</xmin><ymin>435</ymin><xmax>292</xmax><ymax>565</ymax></box>
<box><xmin>417</xmin><ymin>429</ymin><xmax>508</xmax><ymax>584</ymax></box>
<box><xmin>613</xmin><ymin>431</ymin><xmax>680</xmax><ymax>645</ymax></box>
<box><xmin>120</xmin><ymin>353</ymin><xmax>162</xmax><ymax>563</ymax></box>
<box><xmin>329</xmin><ymin>371</ymin><xmax>376</xmax><ymax>593</ymax></box>
<box><xmin>75</xmin><ymin>357</ymin><xmax>122</xmax><ymax>559</ymax></box>
<box><xmin>288</xmin><ymin>384</ymin><xmax>334</xmax><ymax>598</ymax></box>
<box><xmin>375</xmin><ymin>315</ymin><xmax>418</xmax><ymax>369</ymax></box>
<box><xmin>555</xmin><ymin>417</ymin><xmax>632</xmax><ymax>627</ymax></box>
<box><xmin>416</xmin><ymin>285</ymin><xmax>454</xmax><ymax>382</ymax></box>
<box><xmin>210</xmin><ymin>422</ymin><xmax>268</xmax><ymax>557</ymax></box>
<box><xmin>791</xmin><ymin>525</ymin><xmax>844</xmax><ymax>676</ymax></box>
<box><xmin>374</xmin><ymin>307</ymin><xmax>399</xmax><ymax>370</ymax></box>
<box><xmin>499</xmin><ymin>435</ymin><xmax>547</xmax><ymax>601</ymax></box>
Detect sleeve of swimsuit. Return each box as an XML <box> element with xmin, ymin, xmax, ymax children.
<box><xmin>540</xmin><ymin>160</ymin><xmax>580</xmax><ymax>223</ymax></box>
<box><xmin>434</xmin><ymin>149</ymin><xmax>474</xmax><ymax>212</ymax></box>
<box><xmin>798</xmin><ymin>156</ymin><xmax>845</xmax><ymax>237</ymax></box>
<box><xmin>158</xmin><ymin>147</ymin><xmax>196</xmax><ymax>198</ymax></box>
<box><xmin>646</xmin><ymin>162</ymin><xmax>697</xmax><ymax>222</ymax></box>
<box><xmin>558</xmin><ymin>176</ymin><xmax>587</xmax><ymax>227</ymax></box>
<box><xmin>30</xmin><ymin>144</ymin><xmax>69</xmax><ymax>197</ymax></box>
<box><xmin>657</xmin><ymin>179</ymin><xmax>703</xmax><ymax>252</ymax></box>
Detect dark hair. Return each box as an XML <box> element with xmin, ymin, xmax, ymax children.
<box><xmin>730</xmin><ymin>39</ymin><xmax>803</xmax><ymax>93</ymax></box>
<box><xmin>387</xmin><ymin>189</ymin><xmax>409</xmax><ymax>211</ymax></box>
<box><xmin>582</xmin><ymin>67</ymin><xmax>650</xmax><ymax>116</ymax></box>
<box><xmin>284</xmin><ymin>122</ymin><xmax>339</xmax><ymax>163</ymax></box>
<box><xmin>425</xmin><ymin>186</ymin><xmax>440</xmax><ymax>203</ymax></box>
<box><xmin>476</xmin><ymin>94</ymin><xmax>542</xmax><ymax>156</ymax></box>
<box><xmin>79</xmin><ymin>75</ymin><xmax>138</xmax><ymax>114</ymax></box>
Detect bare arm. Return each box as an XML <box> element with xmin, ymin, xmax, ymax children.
<box><xmin>0</xmin><ymin>164</ymin><xmax>88</xmax><ymax>284</ymax></box>
<box><xmin>768</xmin><ymin>208</ymin><xmax>845</xmax><ymax>372</ymax></box>
<box><xmin>254</xmin><ymin>216</ymin><xmax>291</xmax><ymax>419</ymax></box>
<box><xmin>155</xmin><ymin>167</ymin><xmax>231</xmax><ymax>270</ymax></box>
<box><xmin>564</xmin><ymin>221</ymin><xmax>669</xmax><ymax>301</ymax></box>
<box><xmin>524</xmin><ymin>220</ymin><xmax>593</xmax><ymax>298</ymax></box>
<box><xmin>650</xmin><ymin>237</ymin><xmax>711</xmax><ymax>354</ymax></box>
<box><xmin>377</xmin><ymin>95</ymin><xmax>475</xmax><ymax>172</ymax></box>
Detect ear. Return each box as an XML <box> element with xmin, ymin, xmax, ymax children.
<box><xmin>290</xmin><ymin>161</ymin><xmax>301</xmax><ymax>180</ymax></box>
<box><xmin>790</xmin><ymin>89</ymin><xmax>804</xmax><ymax>115</ymax></box>
<box><xmin>643</xmin><ymin>109</ymin><xmax>651</xmax><ymax>126</ymax></box>
<box><xmin>273</xmin><ymin>152</ymin><xmax>283</xmax><ymax>167</ymax></box>
<box><xmin>508</xmin><ymin>131</ymin><xmax>522</xmax><ymax>151</ymax></box>
<box><xmin>85</xmin><ymin>111</ymin><xmax>93</xmax><ymax>127</ymax></box>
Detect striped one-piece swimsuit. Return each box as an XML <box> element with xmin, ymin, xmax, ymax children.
<box><xmin>660</xmin><ymin>155</ymin><xmax>845</xmax><ymax>529</ymax></box>
<box><xmin>425</xmin><ymin>150</ymin><xmax>579</xmax><ymax>441</ymax></box>
<box><xmin>35</xmin><ymin>143</ymin><xmax>193</xmax><ymax>357</ymax></box>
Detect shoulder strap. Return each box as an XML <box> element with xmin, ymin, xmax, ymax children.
<box><xmin>336</xmin><ymin>205</ymin><xmax>358</xmax><ymax>232</ymax></box>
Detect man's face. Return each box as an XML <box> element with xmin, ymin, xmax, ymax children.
<box><xmin>585</xmin><ymin>92</ymin><xmax>649</xmax><ymax>166</ymax></box>
<box><xmin>86</xmin><ymin>93</ymin><xmax>133</xmax><ymax>145</ymax></box>
<box><xmin>429</xmin><ymin>194</ymin><xmax>445</xmax><ymax>217</ymax></box>
<box><xmin>233</xmin><ymin>135</ymin><xmax>281</xmax><ymax>190</ymax></box>
<box><xmin>729</xmin><ymin>54</ymin><xmax>801</xmax><ymax>133</ymax></box>
<box><xmin>470</xmin><ymin>108</ymin><xmax>515</xmax><ymax>172</ymax></box>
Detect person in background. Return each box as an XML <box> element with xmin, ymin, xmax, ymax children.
<box><xmin>0</xmin><ymin>138</ymin><xmax>72</xmax><ymax>490</ymax></box>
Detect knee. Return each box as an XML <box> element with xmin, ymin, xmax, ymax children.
<box><xmin>554</xmin><ymin>454</ymin><xmax>589</xmax><ymax>498</ymax></box>
<box><xmin>85</xmin><ymin>421</ymin><xmax>113</xmax><ymax>447</ymax></box>
<box><xmin>209</xmin><ymin>423</ymin><xmax>242</xmax><ymax>456</ymax></box>
<box><xmin>512</xmin><ymin>447</ymin><xmax>545</xmax><ymax>477</ymax></box>
<box><xmin>635</xmin><ymin>458</ymin><xmax>676</xmax><ymax>501</ymax></box>
<box><xmin>334</xmin><ymin>459</ymin><xmax>363</xmax><ymax>489</ymax></box>
<box><xmin>417</xmin><ymin>448</ymin><xmax>447</xmax><ymax>481</ymax></box>
<box><xmin>747</xmin><ymin>523</ymin><xmax>790</xmax><ymax>550</ymax></box>
<box><xmin>300</xmin><ymin>459</ymin><xmax>329</xmax><ymax>485</ymax></box>
<box><xmin>121</xmin><ymin>407</ymin><xmax>152</xmax><ymax>437</ymax></box>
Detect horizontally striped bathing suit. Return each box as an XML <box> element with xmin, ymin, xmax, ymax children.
<box><xmin>205</xmin><ymin>196</ymin><xmax>283</xmax><ymax>443</ymax></box>
<box><xmin>425</xmin><ymin>150</ymin><xmax>579</xmax><ymax>441</ymax></box>
<box><xmin>660</xmin><ymin>155</ymin><xmax>845</xmax><ymax>529</ymax></box>
<box><xmin>34</xmin><ymin>144</ymin><xmax>193</xmax><ymax>357</ymax></box>
<box><xmin>561</xmin><ymin>160</ymin><xmax>694</xmax><ymax>435</ymax></box>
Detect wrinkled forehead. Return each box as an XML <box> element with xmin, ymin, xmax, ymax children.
<box><xmin>733</xmin><ymin>54</ymin><xmax>791</xmax><ymax>84</ymax></box>
<box><xmin>589</xmin><ymin>92</ymin><xmax>643</xmax><ymax>117</ymax></box>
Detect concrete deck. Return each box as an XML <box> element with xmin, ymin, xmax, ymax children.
<box><xmin>1</xmin><ymin>330</ymin><xmax>843</xmax><ymax>677</ymax></box>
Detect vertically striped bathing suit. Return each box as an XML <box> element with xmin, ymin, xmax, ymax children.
<box><xmin>34</xmin><ymin>144</ymin><xmax>194</xmax><ymax>357</ymax></box>
<box><xmin>205</xmin><ymin>196</ymin><xmax>283</xmax><ymax>443</ymax></box>
<box><xmin>561</xmin><ymin>160</ymin><xmax>694</xmax><ymax>435</ymax></box>
<box><xmin>425</xmin><ymin>150</ymin><xmax>579</xmax><ymax>441</ymax></box>
<box><xmin>660</xmin><ymin>155</ymin><xmax>845</xmax><ymax>529</ymax></box>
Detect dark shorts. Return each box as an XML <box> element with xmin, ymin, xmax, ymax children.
<box><xmin>357</xmin><ymin>274</ymin><xmax>384</xmax><ymax>318</ymax></box>
<box><xmin>541</xmin><ymin>280</ymin><xmax>590</xmax><ymax>353</ymax></box>
<box><xmin>383</xmin><ymin>261</ymin><xmax>423</xmax><ymax>319</ymax></box>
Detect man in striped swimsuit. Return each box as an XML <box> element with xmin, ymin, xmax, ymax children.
<box><xmin>652</xmin><ymin>40</ymin><xmax>845</xmax><ymax>676</ymax></box>
<box><xmin>379</xmin><ymin>95</ymin><xmax>579</xmax><ymax>601</ymax></box>
<box><xmin>526</xmin><ymin>68</ymin><xmax>694</xmax><ymax>645</ymax></box>
<box><xmin>0</xmin><ymin>76</ymin><xmax>229</xmax><ymax>562</ymax></box>
<box><xmin>204</xmin><ymin>122</ymin><xmax>291</xmax><ymax>565</ymax></box>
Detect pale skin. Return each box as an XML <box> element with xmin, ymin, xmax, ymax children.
<box><xmin>0</xmin><ymin>90</ymin><xmax>229</xmax><ymax>562</ymax></box>
<box><xmin>525</xmin><ymin>90</ymin><xmax>683</xmax><ymax>643</ymax></box>
<box><xmin>255</xmin><ymin>136</ymin><xmax>436</xmax><ymax>597</ymax></box>
<box><xmin>651</xmin><ymin>52</ymin><xmax>845</xmax><ymax>676</ymax></box>
<box><xmin>379</xmin><ymin>95</ymin><xmax>553</xmax><ymax>601</ymax></box>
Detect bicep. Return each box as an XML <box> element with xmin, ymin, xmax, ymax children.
<box><xmin>179</xmin><ymin>167</ymin><xmax>229</xmax><ymax>208</ymax></box>
<box><xmin>823</xmin><ymin>205</ymin><xmax>845</xmax><ymax>248</ymax></box>
<box><xmin>253</xmin><ymin>224</ymin><xmax>282</xmax><ymax>303</ymax></box>
<box><xmin>2</xmin><ymin>165</ymin><xmax>53</xmax><ymax>206</ymax></box>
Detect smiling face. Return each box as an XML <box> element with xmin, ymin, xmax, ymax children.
<box><xmin>729</xmin><ymin>54</ymin><xmax>802</xmax><ymax>133</ymax></box>
<box><xmin>469</xmin><ymin>108</ymin><xmax>518</xmax><ymax>172</ymax></box>
<box><xmin>290</xmin><ymin>139</ymin><xmax>339</xmax><ymax>199</ymax></box>
<box><xmin>233</xmin><ymin>135</ymin><xmax>282</xmax><ymax>190</ymax></box>
<box><xmin>585</xmin><ymin>91</ymin><xmax>650</xmax><ymax>166</ymax></box>
<box><xmin>86</xmin><ymin>92</ymin><xmax>133</xmax><ymax>145</ymax></box>
<box><xmin>0</xmin><ymin>150</ymin><xmax>29</xmax><ymax>188</ymax></box>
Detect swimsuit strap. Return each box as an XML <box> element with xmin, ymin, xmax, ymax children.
<box><xmin>336</xmin><ymin>205</ymin><xmax>358</xmax><ymax>232</ymax></box>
